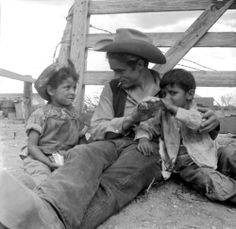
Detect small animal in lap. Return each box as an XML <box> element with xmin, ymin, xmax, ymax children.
<box><xmin>20</xmin><ymin>60</ymin><xmax>86</xmax><ymax>187</ymax></box>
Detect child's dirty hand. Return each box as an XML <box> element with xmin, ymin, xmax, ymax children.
<box><xmin>137</xmin><ymin>138</ymin><xmax>154</xmax><ymax>156</ymax></box>
<box><xmin>48</xmin><ymin>162</ymin><xmax>61</xmax><ymax>171</ymax></box>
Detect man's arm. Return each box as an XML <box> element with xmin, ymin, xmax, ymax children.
<box><xmin>90</xmin><ymin>83</ymin><xmax>132</xmax><ymax>140</ymax></box>
<box><xmin>90</xmin><ymin>83</ymin><xmax>156</xmax><ymax>140</ymax></box>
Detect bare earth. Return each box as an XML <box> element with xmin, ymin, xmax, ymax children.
<box><xmin>1</xmin><ymin>118</ymin><xmax>236</xmax><ymax>229</ymax></box>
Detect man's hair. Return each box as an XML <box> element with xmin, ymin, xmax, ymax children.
<box><xmin>107</xmin><ymin>52</ymin><xmax>149</xmax><ymax>69</ymax></box>
<box><xmin>160</xmin><ymin>68</ymin><xmax>196</xmax><ymax>92</ymax></box>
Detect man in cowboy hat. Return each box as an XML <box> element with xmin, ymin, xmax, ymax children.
<box><xmin>0</xmin><ymin>28</ymin><xmax>220</xmax><ymax>229</ymax></box>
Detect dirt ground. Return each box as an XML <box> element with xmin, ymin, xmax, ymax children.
<box><xmin>1</xmin><ymin>118</ymin><xmax>236</xmax><ymax>229</ymax></box>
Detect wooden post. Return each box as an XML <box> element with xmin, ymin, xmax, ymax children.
<box><xmin>57</xmin><ymin>7</ymin><xmax>73</xmax><ymax>65</ymax></box>
<box><xmin>70</xmin><ymin>0</ymin><xmax>90</xmax><ymax>113</ymax></box>
<box><xmin>23</xmin><ymin>78</ymin><xmax>32</xmax><ymax>121</ymax></box>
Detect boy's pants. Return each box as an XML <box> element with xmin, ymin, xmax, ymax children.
<box><xmin>174</xmin><ymin>145</ymin><xmax>236</xmax><ymax>202</ymax></box>
<box><xmin>35</xmin><ymin>138</ymin><xmax>162</xmax><ymax>229</ymax></box>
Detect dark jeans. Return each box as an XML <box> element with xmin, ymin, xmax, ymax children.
<box><xmin>174</xmin><ymin>145</ymin><xmax>236</xmax><ymax>202</ymax></box>
<box><xmin>36</xmin><ymin>138</ymin><xmax>162</xmax><ymax>229</ymax></box>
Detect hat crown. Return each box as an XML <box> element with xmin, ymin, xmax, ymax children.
<box><xmin>114</xmin><ymin>28</ymin><xmax>153</xmax><ymax>44</ymax></box>
<box><xmin>93</xmin><ymin>28</ymin><xmax>166</xmax><ymax>64</ymax></box>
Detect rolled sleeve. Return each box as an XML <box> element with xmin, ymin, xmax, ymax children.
<box><xmin>176</xmin><ymin>107</ymin><xmax>202</xmax><ymax>130</ymax></box>
<box><xmin>25</xmin><ymin>108</ymin><xmax>46</xmax><ymax>135</ymax></box>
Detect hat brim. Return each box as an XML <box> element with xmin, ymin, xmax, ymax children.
<box><xmin>94</xmin><ymin>39</ymin><xmax>166</xmax><ymax>64</ymax></box>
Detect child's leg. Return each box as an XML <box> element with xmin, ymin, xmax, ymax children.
<box><xmin>23</xmin><ymin>156</ymin><xmax>51</xmax><ymax>186</ymax></box>
<box><xmin>179</xmin><ymin>163</ymin><xmax>236</xmax><ymax>203</ymax></box>
<box><xmin>217</xmin><ymin>145</ymin><xmax>236</xmax><ymax>179</ymax></box>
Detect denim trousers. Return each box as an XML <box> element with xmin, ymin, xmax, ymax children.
<box><xmin>174</xmin><ymin>144</ymin><xmax>236</xmax><ymax>203</ymax></box>
<box><xmin>36</xmin><ymin>138</ymin><xmax>162</xmax><ymax>229</ymax></box>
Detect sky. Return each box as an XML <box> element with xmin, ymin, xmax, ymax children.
<box><xmin>0</xmin><ymin>0</ymin><xmax>236</xmax><ymax>105</ymax></box>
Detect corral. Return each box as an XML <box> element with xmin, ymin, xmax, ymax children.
<box><xmin>1</xmin><ymin>0</ymin><xmax>236</xmax><ymax>228</ymax></box>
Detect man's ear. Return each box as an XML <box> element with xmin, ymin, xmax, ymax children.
<box><xmin>186</xmin><ymin>89</ymin><xmax>195</xmax><ymax>101</ymax></box>
<box><xmin>136</xmin><ymin>59</ymin><xmax>145</xmax><ymax>71</ymax></box>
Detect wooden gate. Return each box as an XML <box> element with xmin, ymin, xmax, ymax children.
<box><xmin>57</xmin><ymin>0</ymin><xmax>236</xmax><ymax>113</ymax></box>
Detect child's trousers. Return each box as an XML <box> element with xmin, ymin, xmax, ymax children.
<box><xmin>23</xmin><ymin>156</ymin><xmax>52</xmax><ymax>186</ymax></box>
<box><xmin>175</xmin><ymin>145</ymin><xmax>236</xmax><ymax>203</ymax></box>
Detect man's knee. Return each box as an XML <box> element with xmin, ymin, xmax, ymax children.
<box><xmin>218</xmin><ymin>145</ymin><xmax>236</xmax><ymax>161</ymax></box>
<box><xmin>66</xmin><ymin>144</ymin><xmax>87</xmax><ymax>160</ymax></box>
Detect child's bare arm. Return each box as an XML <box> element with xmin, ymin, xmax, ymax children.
<box><xmin>28</xmin><ymin>130</ymin><xmax>60</xmax><ymax>170</ymax></box>
<box><xmin>137</xmin><ymin>137</ymin><xmax>154</xmax><ymax>156</ymax></box>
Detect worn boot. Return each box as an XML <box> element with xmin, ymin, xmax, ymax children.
<box><xmin>0</xmin><ymin>169</ymin><xmax>65</xmax><ymax>229</ymax></box>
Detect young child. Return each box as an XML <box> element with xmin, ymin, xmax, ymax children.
<box><xmin>20</xmin><ymin>60</ymin><xmax>86</xmax><ymax>187</ymax></box>
<box><xmin>135</xmin><ymin>69</ymin><xmax>236</xmax><ymax>203</ymax></box>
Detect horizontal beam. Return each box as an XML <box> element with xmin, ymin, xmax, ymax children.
<box><xmin>87</xmin><ymin>32</ymin><xmax>236</xmax><ymax>48</ymax></box>
<box><xmin>84</xmin><ymin>71</ymin><xmax>236</xmax><ymax>87</ymax></box>
<box><xmin>0</xmin><ymin>68</ymin><xmax>35</xmax><ymax>83</ymax></box>
<box><xmin>89</xmin><ymin>0</ymin><xmax>236</xmax><ymax>14</ymax></box>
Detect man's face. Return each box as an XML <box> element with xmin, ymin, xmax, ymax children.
<box><xmin>108</xmin><ymin>58</ymin><xmax>140</xmax><ymax>89</ymax></box>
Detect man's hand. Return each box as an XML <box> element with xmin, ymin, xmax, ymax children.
<box><xmin>137</xmin><ymin>138</ymin><xmax>154</xmax><ymax>156</ymax></box>
<box><xmin>130</xmin><ymin>105</ymin><xmax>155</xmax><ymax>123</ymax></box>
<box><xmin>198</xmin><ymin>107</ymin><xmax>220</xmax><ymax>133</ymax></box>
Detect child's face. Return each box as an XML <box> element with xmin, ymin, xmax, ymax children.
<box><xmin>163</xmin><ymin>84</ymin><xmax>192</xmax><ymax>108</ymax></box>
<box><xmin>48</xmin><ymin>77</ymin><xmax>76</xmax><ymax>107</ymax></box>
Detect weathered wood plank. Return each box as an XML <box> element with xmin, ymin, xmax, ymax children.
<box><xmin>23</xmin><ymin>81</ymin><xmax>32</xmax><ymax>120</ymax></box>
<box><xmin>0</xmin><ymin>68</ymin><xmax>35</xmax><ymax>83</ymax></box>
<box><xmin>70</xmin><ymin>0</ymin><xmax>90</xmax><ymax>112</ymax></box>
<box><xmin>87</xmin><ymin>32</ymin><xmax>236</xmax><ymax>48</ymax></box>
<box><xmin>88</xmin><ymin>0</ymin><xmax>236</xmax><ymax>14</ymax></box>
<box><xmin>83</xmin><ymin>71</ymin><xmax>236</xmax><ymax>87</ymax></box>
<box><xmin>153</xmin><ymin>0</ymin><xmax>235</xmax><ymax>75</ymax></box>
<box><xmin>57</xmin><ymin>8</ymin><xmax>73</xmax><ymax>65</ymax></box>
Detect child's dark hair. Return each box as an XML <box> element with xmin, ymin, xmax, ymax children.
<box><xmin>48</xmin><ymin>67</ymin><xmax>78</xmax><ymax>89</ymax></box>
<box><xmin>46</xmin><ymin>60</ymin><xmax>79</xmax><ymax>100</ymax></box>
<box><xmin>160</xmin><ymin>68</ymin><xmax>196</xmax><ymax>92</ymax></box>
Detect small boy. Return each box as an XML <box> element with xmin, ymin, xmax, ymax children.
<box><xmin>20</xmin><ymin>60</ymin><xmax>86</xmax><ymax>187</ymax></box>
<box><xmin>135</xmin><ymin>68</ymin><xmax>236</xmax><ymax>203</ymax></box>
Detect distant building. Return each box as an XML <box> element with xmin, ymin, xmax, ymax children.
<box><xmin>194</xmin><ymin>96</ymin><xmax>214</xmax><ymax>109</ymax></box>
<box><xmin>0</xmin><ymin>93</ymin><xmax>45</xmax><ymax>119</ymax></box>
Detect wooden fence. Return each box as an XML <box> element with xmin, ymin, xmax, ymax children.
<box><xmin>0</xmin><ymin>68</ymin><xmax>34</xmax><ymax>120</ymax></box>
<box><xmin>57</xmin><ymin>0</ymin><xmax>236</xmax><ymax>113</ymax></box>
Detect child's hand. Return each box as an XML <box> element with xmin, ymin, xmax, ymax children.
<box><xmin>137</xmin><ymin>138</ymin><xmax>154</xmax><ymax>156</ymax></box>
<box><xmin>48</xmin><ymin>161</ymin><xmax>61</xmax><ymax>171</ymax></box>
<box><xmin>161</xmin><ymin>97</ymin><xmax>178</xmax><ymax>115</ymax></box>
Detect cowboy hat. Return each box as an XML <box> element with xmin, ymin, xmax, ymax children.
<box><xmin>35</xmin><ymin>59</ymin><xmax>78</xmax><ymax>101</ymax></box>
<box><xmin>94</xmin><ymin>28</ymin><xmax>166</xmax><ymax>64</ymax></box>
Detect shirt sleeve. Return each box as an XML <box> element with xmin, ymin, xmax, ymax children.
<box><xmin>90</xmin><ymin>83</ymin><xmax>127</xmax><ymax>140</ymax></box>
<box><xmin>25</xmin><ymin>107</ymin><xmax>46</xmax><ymax>136</ymax></box>
<box><xmin>175</xmin><ymin>107</ymin><xmax>202</xmax><ymax>130</ymax></box>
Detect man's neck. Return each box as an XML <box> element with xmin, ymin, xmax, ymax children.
<box><xmin>137</xmin><ymin>68</ymin><xmax>154</xmax><ymax>90</ymax></box>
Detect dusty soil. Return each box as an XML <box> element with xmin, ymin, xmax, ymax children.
<box><xmin>1</xmin><ymin>118</ymin><xmax>236</xmax><ymax>229</ymax></box>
